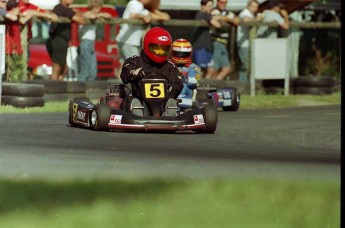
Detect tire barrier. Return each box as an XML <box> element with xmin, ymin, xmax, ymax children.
<box><xmin>292</xmin><ymin>76</ymin><xmax>336</xmax><ymax>95</ymax></box>
<box><xmin>1</xmin><ymin>83</ymin><xmax>45</xmax><ymax>108</ymax></box>
<box><xmin>44</xmin><ymin>93</ymin><xmax>86</xmax><ymax>102</ymax></box>
<box><xmin>261</xmin><ymin>79</ymin><xmax>290</xmax><ymax>95</ymax></box>
<box><xmin>85</xmin><ymin>79</ymin><xmax>121</xmax><ymax>100</ymax></box>
<box><xmin>2</xmin><ymin>82</ymin><xmax>45</xmax><ymax>97</ymax></box>
<box><xmin>25</xmin><ymin>80</ymin><xmax>87</xmax><ymax>93</ymax></box>
<box><xmin>1</xmin><ymin>95</ymin><xmax>44</xmax><ymax>108</ymax></box>
<box><xmin>25</xmin><ymin>80</ymin><xmax>87</xmax><ymax>102</ymax></box>
<box><xmin>86</xmin><ymin>79</ymin><xmax>121</xmax><ymax>90</ymax></box>
<box><xmin>262</xmin><ymin>76</ymin><xmax>338</xmax><ymax>95</ymax></box>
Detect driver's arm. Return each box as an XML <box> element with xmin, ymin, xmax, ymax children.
<box><xmin>120</xmin><ymin>56</ymin><xmax>142</xmax><ymax>84</ymax></box>
<box><xmin>165</xmin><ymin>62</ymin><xmax>183</xmax><ymax>99</ymax></box>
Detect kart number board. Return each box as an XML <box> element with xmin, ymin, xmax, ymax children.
<box><xmin>144</xmin><ymin>83</ymin><xmax>165</xmax><ymax>99</ymax></box>
<box><xmin>223</xmin><ymin>90</ymin><xmax>231</xmax><ymax>99</ymax></box>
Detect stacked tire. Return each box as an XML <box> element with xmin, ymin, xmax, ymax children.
<box><xmin>25</xmin><ymin>80</ymin><xmax>87</xmax><ymax>102</ymax></box>
<box><xmin>85</xmin><ymin>79</ymin><xmax>121</xmax><ymax>100</ymax></box>
<box><xmin>292</xmin><ymin>76</ymin><xmax>337</xmax><ymax>95</ymax></box>
<box><xmin>1</xmin><ymin>82</ymin><xmax>45</xmax><ymax>108</ymax></box>
<box><xmin>262</xmin><ymin>76</ymin><xmax>338</xmax><ymax>95</ymax></box>
<box><xmin>261</xmin><ymin>79</ymin><xmax>287</xmax><ymax>95</ymax></box>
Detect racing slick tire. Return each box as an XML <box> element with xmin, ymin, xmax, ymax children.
<box><xmin>222</xmin><ymin>88</ymin><xmax>240</xmax><ymax>111</ymax></box>
<box><xmin>90</xmin><ymin>103</ymin><xmax>111</xmax><ymax>131</ymax></box>
<box><xmin>199</xmin><ymin>105</ymin><xmax>218</xmax><ymax>134</ymax></box>
<box><xmin>68</xmin><ymin>97</ymin><xmax>90</xmax><ymax>127</ymax></box>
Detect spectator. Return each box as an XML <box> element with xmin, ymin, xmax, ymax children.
<box><xmin>18</xmin><ymin>0</ymin><xmax>58</xmax><ymax>80</ymax></box>
<box><xmin>207</xmin><ymin>0</ymin><xmax>239</xmax><ymax>80</ymax></box>
<box><xmin>116</xmin><ymin>0</ymin><xmax>151</xmax><ymax>66</ymax></box>
<box><xmin>4</xmin><ymin>0</ymin><xmax>33</xmax><ymax>81</ymax></box>
<box><xmin>236</xmin><ymin>0</ymin><xmax>263</xmax><ymax>82</ymax></box>
<box><xmin>146</xmin><ymin>0</ymin><xmax>170</xmax><ymax>21</ymax></box>
<box><xmin>0</xmin><ymin>0</ymin><xmax>18</xmax><ymax>21</ymax></box>
<box><xmin>116</xmin><ymin>0</ymin><xmax>169</xmax><ymax>66</ymax></box>
<box><xmin>77</xmin><ymin>0</ymin><xmax>111</xmax><ymax>81</ymax></box>
<box><xmin>192</xmin><ymin>0</ymin><xmax>221</xmax><ymax>77</ymax></box>
<box><xmin>46</xmin><ymin>0</ymin><xmax>85</xmax><ymax>81</ymax></box>
<box><xmin>257</xmin><ymin>0</ymin><xmax>290</xmax><ymax>38</ymax></box>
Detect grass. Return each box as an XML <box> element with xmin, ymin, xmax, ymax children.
<box><xmin>0</xmin><ymin>92</ymin><xmax>341</xmax><ymax>113</ymax></box>
<box><xmin>0</xmin><ymin>178</ymin><xmax>340</xmax><ymax>228</ymax></box>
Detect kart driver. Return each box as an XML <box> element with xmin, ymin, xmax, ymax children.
<box><xmin>120</xmin><ymin>27</ymin><xmax>183</xmax><ymax>100</ymax></box>
<box><xmin>170</xmin><ymin>38</ymin><xmax>201</xmax><ymax>99</ymax></box>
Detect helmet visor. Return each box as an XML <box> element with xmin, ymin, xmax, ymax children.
<box><xmin>172</xmin><ymin>51</ymin><xmax>191</xmax><ymax>58</ymax></box>
<box><xmin>149</xmin><ymin>44</ymin><xmax>171</xmax><ymax>57</ymax></box>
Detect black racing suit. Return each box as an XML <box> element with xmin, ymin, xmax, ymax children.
<box><xmin>120</xmin><ymin>51</ymin><xmax>183</xmax><ymax>99</ymax></box>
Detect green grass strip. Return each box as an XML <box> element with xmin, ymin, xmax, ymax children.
<box><xmin>0</xmin><ymin>178</ymin><xmax>340</xmax><ymax>227</ymax></box>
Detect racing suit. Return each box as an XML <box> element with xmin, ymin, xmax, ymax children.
<box><xmin>178</xmin><ymin>61</ymin><xmax>201</xmax><ymax>98</ymax></box>
<box><xmin>120</xmin><ymin>51</ymin><xmax>183</xmax><ymax>99</ymax></box>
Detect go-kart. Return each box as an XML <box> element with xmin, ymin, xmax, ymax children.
<box><xmin>199</xmin><ymin>85</ymin><xmax>240</xmax><ymax>111</ymax></box>
<box><xmin>177</xmin><ymin>69</ymin><xmax>240</xmax><ymax>111</ymax></box>
<box><xmin>178</xmin><ymin>79</ymin><xmax>240</xmax><ymax>112</ymax></box>
<box><xmin>68</xmin><ymin>74</ymin><xmax>218</xmax><ymax>133</ymax></box>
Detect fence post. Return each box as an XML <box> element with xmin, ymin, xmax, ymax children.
<box><xmin>248</xmin><ymin>25</ymin><xmax>257</xmax><ymax>96</ymax></box>
<box><xmin>0</xmin><ymin>25</ymin><xmax>5</xmax><ymax>104</ymax></box>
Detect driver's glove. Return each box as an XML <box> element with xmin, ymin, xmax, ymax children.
<box><xmin>130</xmin><ymin>68</ymin><xmax>145</xmax><ymax>80</ymax></box>
<box><xmin>167</xmin><ymin>86</ymin><xmax>173</xmax><ymax>94</ymax></box>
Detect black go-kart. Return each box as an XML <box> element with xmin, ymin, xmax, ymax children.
<box><xmin>68</xmin><ymin>74</ymin><xmax>218</xmax><ymax>133</ymax></box>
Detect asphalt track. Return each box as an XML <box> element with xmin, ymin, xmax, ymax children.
<box><xmin>0</xmin><ymin>105</ymin><xmax>340</xmax><ymax>180</ymax></box>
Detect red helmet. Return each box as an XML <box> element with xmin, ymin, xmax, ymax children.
<box><xmin>171</xmin><ymin>38</ymin><xmax>192</xmax><ymax>65</ymax></box>
<box><xmin>142</xmin><ymin>27</ymin><xmax>172</xmax><ymax>64</ymax></box>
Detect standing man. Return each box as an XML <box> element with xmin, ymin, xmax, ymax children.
<box><xmin>46</xmin><ymin>0</ymin><xmax>85</xmax><ymax>81</ymax></box>
<box><xmin>0</xmin><ymin>0</ymin><xmax>18</xmax><ymax>21</ymax></box>
<box><xmin>192</xmin><ymin>0</ymin><xmax>221</xmax><ymax>78</ymax></box>
<box><xmin>77</xmin><ymin>0</ymin><xmax>111</xmax><ymax>81</ymax></box>
<box><xmin>18</xmin><ymin>0</ymin><xmax>57</xmax><ymax>80</ymax></box>
<box><xmin>116</xmin><ymin>0</ymin><xmax>151</xmax><ymax>66</ymax></box>
<box><xmin>4</xmin><ymin>0</ymin><xmax>33</xmax><ymax>81</ymax></box>
<box><xmin>116</xmin><ymin>0</ymin><xmax>169</xmax><ymax>67</ymax></box>
<box><xmin>257</xmin><ymin>0</ymin><xmax>290</xmax><ymax>38</ymax></box>
<box><xmin>207</xmin><ymin>0</ymin><xmax>239</xmax><ymax>80</ymax></box>
<box><xmin>237</xmin><ymin>0</ymin><xmax>263</xmax><ymax>82</ymax></box>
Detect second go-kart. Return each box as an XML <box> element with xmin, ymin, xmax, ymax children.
<box><xmin>69</xmin><ymin>74</ymin><xmax>218</xmax><ymax>133</ymax></box>
<box><xmin>178</xmin><ymin>74</ymin><xmax>241</xmax><ymax>112</ymax></box>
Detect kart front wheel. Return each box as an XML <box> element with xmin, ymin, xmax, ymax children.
<box><xmin>90</xmin><ymin>103</ymin><xmax>111</xmax><ymax>131</ymax></box>
<box><xmin>202</xmin><ymin>105</ymin><xmax>218</xmax><ymax>134</ymax></box>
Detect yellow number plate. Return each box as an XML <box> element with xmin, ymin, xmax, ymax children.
<box><xmin>144</xmin><ymin>83</ymin><xmax>165</xmax><ymax>98</ymax></box>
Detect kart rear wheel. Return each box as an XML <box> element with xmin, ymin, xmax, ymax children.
<box><xmin>202</xmin><ymin>105</ymin><xmax>218</xmax><ymax>134</ymax></box>
<box><xmin>222</xmin><ymin>89</ymin><xmax>240</xmax><ymax>111</ymax></box>
<box><xmin>90</xmin><ymin>103</ymin><xmax>111</xmax><ymax>131</ymax></box>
